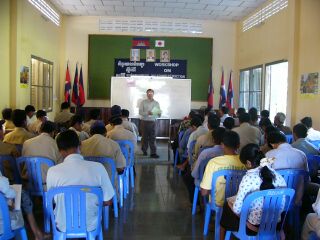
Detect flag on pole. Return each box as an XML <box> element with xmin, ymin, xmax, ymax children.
<box><xmin>226</xmin><ymin>71</ymin><xmax>234</xmax><ymax>109</ymax></box>
<box><xmin>155</xmin><ymin>40</ymin><xmax>165</xmax><ymax>47</ymax></box>
<box><xmin>219</xmin><ymin>69</ymin><xmax>226</xmax><ymax>108</ymax></box>
<box><xmin>207</xmin><ymin>67</ymin><xmax>214</xmax><ymax>109</ymax></box>
<box><xmin>64</xmin><ymin>63</ymin><xmax>71</xmax><ymax>104</ymax></box>
<box><xmin>71</xmin><ymin>64</ymin><xmax>79</xmax><ymax>106</ymax></box>
<box><xmin>78</xmin><ymin>65</ymin><xmax>85</xmax><ymax>106</ymax></box>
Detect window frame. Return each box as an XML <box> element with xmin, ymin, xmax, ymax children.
<box><xmin>30</xmin><ymin>55</ymin><xmax>54</xmax><ymax>112</ymax></box>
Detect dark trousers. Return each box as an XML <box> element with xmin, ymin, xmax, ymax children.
<box><xmin>182</xmin><ymin>165</ymin><xmax>196</xmax><ymax>204</ymax></box>
<box><xmin>141</xmin><ymin>120</ymin><xmax>157</xmax><ymax>155</ymax></box>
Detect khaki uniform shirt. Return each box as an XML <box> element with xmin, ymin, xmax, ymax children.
<box><xmin>22</xmin><ymin>133</ymin><xmax>62</xmax><ymax>182</ymax></box>
<box><xmin>54</xmin><ymin>110</ymin><xmax>74</xmax><ymax>123</ymax></box>
<box><xmin>27</xmin><ymin>119</ymin><xmax>42</xmax><ymax>134</ymax></box>
<box><xmin>69</xmin><ymin>127</ymin><xmax>90</xmax><ymax>141</ymax></box>
<box><xmin>83</xmin><ymin>119</ymin><xmax>98</xmax><ymax>134</ymax></box>
<box><xmin>233</xmin><ymin>123</ymin><xmax>262</xmax><ymax>150</ymax></box>
<box><xmin>3</xmin><ymin>120</ymin><xmax>15</xmax><ymax>131</ymax></box>
<box><xmin>81</xmin><ymin>134</ymin><xmax>126</xmax><ymax>169</ymax></box>
<box><xmin>3</xmin><ymin>127</ymin><xmax>34</xmax><ymax>145</ymax></box>
<box><xmin>107</xmin><ymin>125</ymin><xmax>137</xmax><ymax>151</ymax></box>
<box><xmin>0</xmin><ymin>141</ymin><xmax>20</xmax><ymax>181</ymax></box>
<box><xmin>105</xmin><ymin>124</ymin><xmax>114</xmax><ymax>133</ymax></box>
<box><xmin>194</xmin><ymin>130</ymin><xmax>214</xmax><ymax>159</ymax></box>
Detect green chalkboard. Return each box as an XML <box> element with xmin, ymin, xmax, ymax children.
<box><xmin>88</xmin><ymin>35</ymin><xmax>212</xmax><ymax>101</ymax></box>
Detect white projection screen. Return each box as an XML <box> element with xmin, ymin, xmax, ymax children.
<box><xmin>111</xmin><ymin>76</ymin><xmax>191</xmax><ymax>119</ymax></box>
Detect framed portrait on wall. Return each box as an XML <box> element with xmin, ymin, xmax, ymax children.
<box><xmin>160</xmin><ymin>50</ymin><xmax>170</xmax><ymax>62</ymax></box>
<box><xmin>130</xmin><ymin>49</ymin><xmax>140</xmax><ymax>62</ymax></box>
<box><xmin>146</xmin><ymin>49</ymin><xmax>156</xmax><ymax>62</ymax></box>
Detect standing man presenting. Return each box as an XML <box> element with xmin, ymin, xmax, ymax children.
<box><xmin>139</xmin><ymin>89</ymin><xmax>161</xmax><ymax>158</ymax></box>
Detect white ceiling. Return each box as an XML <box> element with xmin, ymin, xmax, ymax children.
<box><xmin>49</xmin><ymin>0</ymin><xmax>267</xmax><ymax>21</ymax></box>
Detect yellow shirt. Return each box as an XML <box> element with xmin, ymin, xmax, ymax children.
<box><xmin>3</xmin><ymin>120</ymin><xmax>15</xmax><ymax>131</ymax></box>
<box><xmin>200</xmin><ymin>155</ymin><xmax>245</xmax><ymax>206</ymax></box>
<box><xmin>3</xmin><ymin>127</ymin><xmax>34</xmax><ymax>145</ymax></box>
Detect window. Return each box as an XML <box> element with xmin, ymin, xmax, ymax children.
<box><xmin>239</xmin><ymin>66</ymin><xmax>262</xmax><ymax>112</ymax></box>
<box><xmin>264</xmin><ymin>61</ymin><xmax>288</xmax><ymax>121</ymax></box>
<box><xmin>30</xmin><ymin>56</ymin><xmax>53</xmax><ymax>112</ymax></box>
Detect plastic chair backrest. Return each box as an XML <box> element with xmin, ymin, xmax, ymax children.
<box><xmin>198</xmin><ymin>146</ymin><xmax>211</xmax><ymax>155</ymax></box>
<box><xmin>16</xmin><ymin>156</ymin><xmax>54</xmax><ymax>194</ymax></box>
<box><xmin>198</xmin><ymin>157</ymin><xmax>212</xmax><ymax>181</ymax></box>
<box><xmin>286</xmin><ymin>134</ymin><xmax>293</xmax><ymax>144</ymax></box>
<box><xmin>306</xmin><ymin>155</ymin><xmax>320</xmax><ymax>178</ymax></box>
<box><xmin>0</xmin><ymin>192</ymin><xmax>15</xmax><ymax>239</ymax></box>
<box><xmin>277</xmin><ymin>169</ymin><xmax>308</xmax><ymax>190</ymax></box>
<box><xmin>47</xmin><ymin>186</ymin><xmax>103</xmax><ymax>238</ymax></box>
<box><xmin>236</xmin><ymin>188</ymin><xmax>295</xmax><ymax>238</ymax></box>
<box><xmin>210</xmin><ymin>169</ymin><xmax>246</xmax><ymax>209</ymax></box>
<box><xmin>178</xmin><ymin>131</ymin><xmax>185</xmax><ymax>143</ymax></box>
<box><xmin>116</xmin><ymin>140</ymin><xmax>134</xmax><ymax>167</ymax></box>
<box><xmin>83</xmin><ymin>157</ymin><xmax>116</xmax><ymax>186</ymax></box>
<box><xmin>308</xmin><ymin>140</ymin><xmax>320</xmax><ymax>149</ymax></box>
<box><xmin>188</xmin><ymin>140</ymin><xmax>197</xmax><ymax>161</ymax></box>
<box><xmin>0</xmin><ymin>155</ymin><xmax>20</xmax><ymax>183</ymax></box>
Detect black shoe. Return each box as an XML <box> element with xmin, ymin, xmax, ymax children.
<box><xmin>143</xmin><ymin>151</ymin><xmax>147</xmax><ymax>156</ymax></box>
<box><xmin>150</xmin><ymin>154</ymin><xmax>159</xmax><ymax>158</ymax></box>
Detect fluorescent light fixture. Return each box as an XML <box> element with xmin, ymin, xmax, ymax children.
<box><xmin>28</xmin><ymin>0</ymin><xmax>60</xmax><ymax>26</ymax></box>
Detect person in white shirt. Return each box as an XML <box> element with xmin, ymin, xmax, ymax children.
<box><xmin>219</xmin><ymin>106</ymin><xmax>230</xmax><ymax>123</ymax></box>
<box><xmin>69</xmin><ymin>114</ymin><xmax>89</xmax><ymax>141</ymax></box>
<box><xmin>220</xmin><ymin>143</ymin><xmax>287</xmax><ymax>239</ymax></box>
<box><xmin>47</xmin><ymin>130</ymin><xmax>115</xmax><ymax>232</ymax></box>
<box><xmin>301</xmin><ymin>117</ymin><xmax>320</xmax><ymax>142</ymax></box>
<box><xmin>27</xmin><ymin>110</ymin><xmax>47</xmax><ymax>135</ymax></box>
<box><xmin>302</xmin><ymin>189</ymin><xmax>320</xmax><ymax>239</ymax></box>
<box><xmin>233</xmin><ymin>113</ymin><xmax>262</xmax><ymax>150</ymax></box>
<box><xmin>25</xmin><ymin>105</ymin><xmax>36</xmax><ymax>126</ymax></box>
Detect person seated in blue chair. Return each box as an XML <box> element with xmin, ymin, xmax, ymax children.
<box><xmin>47</xmin><ymin>130</ymin><xmax>115</xmax><ymax>232</ymax></box>
<box><xmin>274</xmin><ymin>112</ymin><xmax>292</xmax><ymax>135</ymax></box>
<box><xmin>301</xmin><ymin>116</ymin><xmax>320</xmax><ymax>142</ymax></box>
<box><xmin>292</xmin><ymin>123</ymin><xmax>319</xmax><ymax>156</ymax></box>
<box><xmin>220</xmin><ymin>143</ymin><xmax>287</xmax><ymax>239</ymax></box>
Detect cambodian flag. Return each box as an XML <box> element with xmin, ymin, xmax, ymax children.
<box><xmin>64</xmin><ymin>63</ymin><xmax>71</xmax><ymax>104</ymax></box>
<box><xmin>132</xmin><ymin>37</ymin><xmax>150</xmax><ymax>49</ymax></box>
<box><xmin>219</xmin><ymin>69</ymin><xmax>226</xmax><ymax>108</ymax></box>
<box><xmin>71</xmin><ymin>64</ymin><xmax>79</xmax><ymax>106</ymax></box>
<box><xmin>226</xmin><ymin>71</ymin><xmax>233</xmax><ymax>109</ymax></box>
<box><xmin>207</xmin><ymin>68</ymin><xmax>214</xmax><ymax>109</ymax></box>
<box><xmin>78</xmin><ymin>66</ymin><xmax>85</xmax><ymax>106</ymax></box>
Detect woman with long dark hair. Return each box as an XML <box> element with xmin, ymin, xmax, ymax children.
<box><xmin>219</xmin><ymin>143</ymin><xmax>287</xmax><ymax>239</ymax></box>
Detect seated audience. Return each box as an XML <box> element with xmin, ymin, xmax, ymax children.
<box><xmin>107</xmin><ymin>116</ymin><xmax>137</xmax><ymax>151</ymax></box>
<box><xmin>248</xmin><ymin>107</ymin><xmax>259</xmax><ymax>127</ymax></box>
<box><xmin>200</xmin><ymin>131</ymin><xmax>245</xmax><ymax>206</ymax></box>
<box><xmin>219</xmin><ymin>106</ymin><xmax>230</xmax><ymax>123</ymax></box>
<box><xmin>194</xmin><ymin>113</ymin><xmax>220</xmax><ymax>159</ymax></box>
<box><xmin>234</xmin><ymin>107</ymin><xmax>246</xmax><ymax>127</ymax></box>
<box><xmin>106</xmin><ymin>105</ymin><xmax>122</xmax><ymax>132</ymax></box>
<box><xmin>301</xmin><ymin>117</ymin><xmax>320</xmax><ymax>142</ymax></box>
<box><xmin>223</xmin><ymin>117</ymin><xmax>235</xmax><ymax>130</ymax></box>
<box><xmin>260</xmin><ymin>125</ymin><xmax>279</xmax><ymax>154</ymax></box>
<box><xmin>192</xmin><ymin>127</ymin><xmax>225</xmax><ymax>185</ymax></box>
<box><xmin>292</xmin><ymin>123</ymin><xmax>319</xmax><ymax>156</ymax></box>
<box><xmin>22</xmin><ymin>121</ymin><xmax>62</xmax><ymax>181</ymax></box>
<box><xmin>24</xmin><ymin>105</ymin><xmax>36</xmax><ymax>126</ymax></box>
<box><xmin>81</xmin><ymin>121</ymin><xmax>126</xmax><ymax>173</ymax></box>
<box><xmin>47</xmin><ymin>130</ymin><xmax>115</xmax><ymax>232</ymax></box>
<box><xmin>202</xmin><ymin>107</ymin><xmax>212</xmax><ymax>130</ymax></box>
<box><xmin>121</xmin><ymin>109</ymin><xmax>139</xmax><ymax>137</ymax></box>
<box><xmin>259</xmin><ymin>109</ymin><xmax>270</xmax><ymax>128</ymax></box>
<box><xmin>2</xmin><ymin>108</ymin><xmax>15</xmax><ymax>132</ymax></box>
<box><xmin>233</xmin><ymin>113</ymin><xmax>262</xmax><ymax>150</ymax></box>
<box><xmin>274</xmin><ymin>112</ymin><xmax>292</xmax><ymax>135</ymax></box>
<box><xmin>27</xmin><ymin>110</ymin><xmax>47</xmax><ymax>134</ymax></box>
<box><xmin>302</xmin><ymin>189</ymin><xmax>320</xmax><ymax>240</ymax></box>
<box><xmin>69</xmin><ymin>114</ymin><xmax>89</xmax><ymax>141</ymax></box>
<box><xmin>4</xmin><ymin>109</ymin><xmax>34</xmax><ymax>145</ymax></box>
<box><xmin>187</xmin><ymin>115</ymin><xmax>207</xmax><ymax>154</ymax></box>
<box><xmin>82</xmin><ymin>108</ymin><xmax>101</xmax><ymax>134</ymax></box>
<box><xmin>220</xmin><ymin>143</ymin><xmax>286</xmax><ymax>239</ymax></box>
<box><xmin>178</xmin><ymin>111</ymin><xmax>197</xmax><ymax>132</ymax></box>
<box><xmin>54</xmin><ymin>102</ymin><xmax>74</xmax><ymax>124</ymax></box>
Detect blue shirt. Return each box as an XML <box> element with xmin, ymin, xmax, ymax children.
<box><xmin>291</xmin><ymin>138</ymin><xmax>320</xmax><ymax>156</ymax></box>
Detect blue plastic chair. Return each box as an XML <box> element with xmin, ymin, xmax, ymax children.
<box><xmin>286</xmin><ymin>134</ymin><xmax>293</xmax><ymax>144</ymax></box>
<box><xmin>0</xmin><ymin>155</ymin><xmax>21</xmax><ymax>184</ymax></box>
<box><xmin>192</xmin><ymin>157</ymin><xmax>211</xmax><ymax>215</ymax></box>
<box><xmin>84</xmin><ymin>156</ymin><xmax>118</xmax><ymax>224</ymax></box>
<box><xmin>225</xmin><ymin>188</ymin><xmax>295</xmax><ymax>240</ymax></box>
<box><xmin>16</xmin><ymin>156</ymin><xmax>55</xmax><ymax>233</ymax></box>
<box><xmin>188</xmin><ymin>140</ymin><xmax>197</xmax><ymax>165</ymax></box>
<box><xmin>277</xmin><ymin>169</ymin><xmax>309</xmax><ymax>239</ymax></box>
<box><xmin>47</xmin><ymin>186</ymin><xmax>103</xmax><ymax>240</ymax></box>
<box><xmin>309</xmin><ymin>232</ymin><xmax>320</xmax><ymax>240</ymax></box>
<box><xmin>116</xmin><ymin>140</ymin><xmax>135</xmax><ymax>191</ymax></box>
<box><xmin>203</xmin><ymin>169</ymin><xmax>246</xmax><ymax>238</ymax></box>
<box><xmin>174</xmin><ymin>130</ymin><xmax>185</xmax><ymax>171</ymax></box>
<box><xmin>308</xmin><ymin>140</ymin><xmax>320</xmax><ymax>149</ymax></box>
<box><xmin>0</xmin><ymin>192</ymin><xmax>28</xmax><ymax>240</ymax></box>
<box><xmin>307</xmin><ymin>155</ymin><xmax>320</xmax><ymax>180</ymax></box>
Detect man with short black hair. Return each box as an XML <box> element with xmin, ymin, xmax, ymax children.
<box><xmin>219</xmin><ymin>106</ymin><xmax>230</xmax><ymax>123</ymax></box>
<box><xmin>54</xmin><ymin>102</ymin><xmax>74</xmax><ymax>124</ymax></box>
<box><xmin>27</xmin><ymin>110</ymin><xmax>47</xmax><ymax>134</ymax></box>
<box><xmin>248</xmin><ymin>107</ymin><xmax>258</xmax><ymax>127</ymax></box>
<box><xmin>292</xmin><ymin>123</ymin><xmax>319</xmax><ymax>160</ymax></box>
<box><xmin>47</xmin><ymin>130</ymin><xmax>114</xmax><ymax>232</ymax></box>
<box><xmin>139</xmin><ymin>89</ymin><xmax>161</xmax><ymax>158</ymax></box>
<box><xmin>4</xmin><ymin>109</ymin><xmax>34</xmax><ymax>145</ymax></box>
<box><xmin>2</xmin><ymin>108</ymin><xmax>15</xmax><ymax>131</ymax></box>
<box><xmin>233</xmin><ymin>113</ymin><xmax>261</xmax><ymax>150</ymax></box>
<box><xmin>83</xmin><ymin>108</ymin><xmax>101</xmax><ymax>133</ymax></box>
<box><xmin>24</xmin><ymin>105</ymin><xmax>36</xmax><ymax>126</ymax></box>
<box><xmin>223</xmin><ymin>117</ymin><xmax>235</xmax><ymax>130</ymax></box>
<box><xmin>121</xmin><ymin>109</ymin><xmax>139</xmax><ymax>137</ymax></box>
<box><xmin>105</xmin><ymin>105</ymin><xmax>122</xmax><ymax>132</ymax></box>
<box><xmin>69</xmin><ymin>114</ymin><xmax>89</xmax><ymax>141</ymax></box>
<box><xmin>301</xmin><ymin>117</ymin><xmax>320</xmax><ymax>141</ymax></box>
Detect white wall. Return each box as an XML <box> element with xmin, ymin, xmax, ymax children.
<box><xmin>61</xmin><ymin>16</ymin><xmax>237</xmax><ymax>110</ymax></box>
